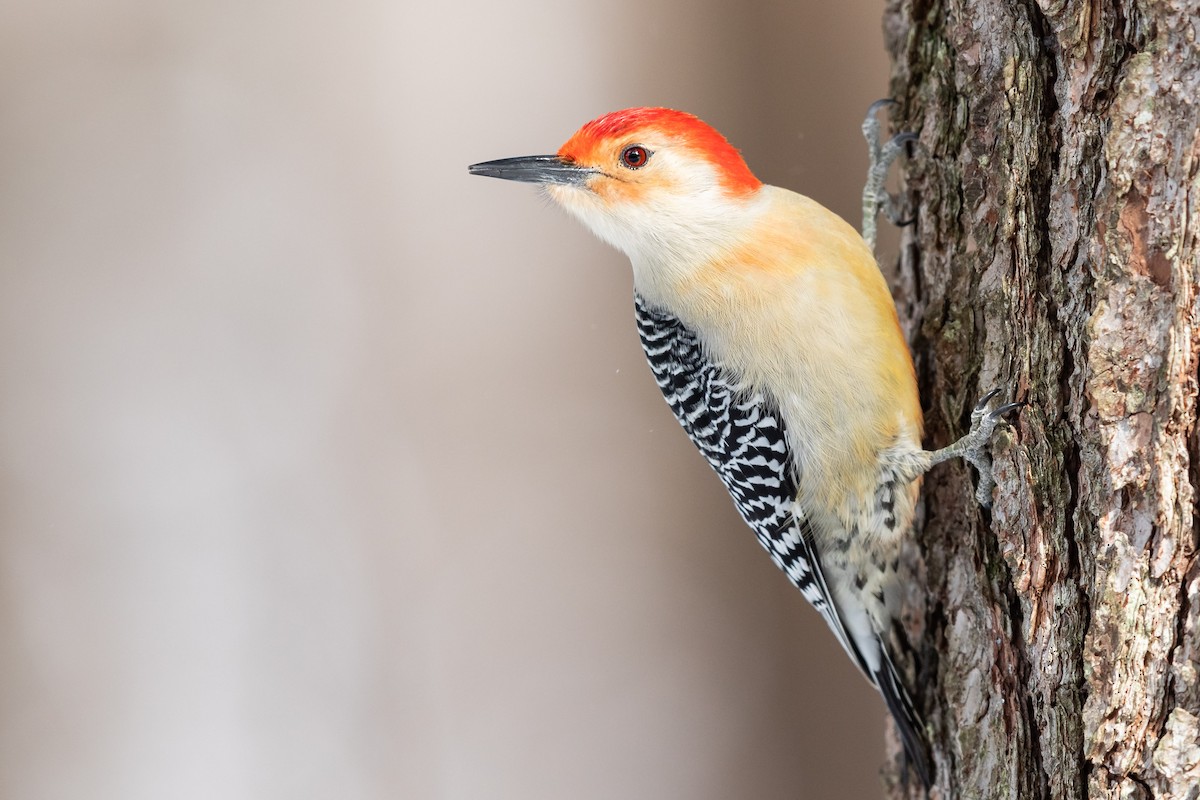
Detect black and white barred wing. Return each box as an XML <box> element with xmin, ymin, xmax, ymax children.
<box><xmin>634</xmin><ymin>294</ymin><xmax>931</xmax><ymax>786</ymax></box>
<box><xmin>633</xmin><ymin>294</ymin><xmax>868</xmax><ymax>674</ymax></box>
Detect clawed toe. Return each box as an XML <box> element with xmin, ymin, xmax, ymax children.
<box><xmin>965</xmin><ymin>390</ymin><xmax>1021</xmax><ymax>507</ymax></box>
<box><xmin>971</xmin><ymin>390</ymin><xmax>1021</xmax><ymax>432</ymax></box>
<box><xmin>928</xmin><ymin>388</ymin><xmax>1022</xmax><ymax>507</ymax></box>
<box><xmin>990</xmin><ymin>401</ymin><xmax>1024</xmax><ymax>419</ymax></box>
<box><xmin>865</xmin><ymin>98</ymin><xmax>897</xmax><ymax>117</ymax></box>
<box><xmin>861</xmin><ymin>99</ymin><xmax>896</xmax><ymax>155</ymax></box>
<box><xmin>964</xmin><ymin>391</ymin><xmax>1022</xmax><ymax>448</ymax></box>
<box><xmin>880</xmin><ymin>131</ymin><xmax>918</xmax><ymax>160</ymax></box>
<box><xmin>972</xmin><ymin>388</ymin><xmax>1003</xmax><ymax>415</ymax></box>
<box><xmin>861</xmin><ymin>101</ymin><xmax>918</xmax><ymax>250</ymax></box>
<box><xmin>884</xmin><ymin>208</ymin><xmax>916</xmax><ymax>228</ymax></box>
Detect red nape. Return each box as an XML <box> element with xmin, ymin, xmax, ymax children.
<box><xmin>558</xmin><ymin>107</ymin><xmax>762</xmax><ymax>196</ymax></box>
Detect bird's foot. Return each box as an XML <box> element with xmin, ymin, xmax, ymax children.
<box><xmin>861</xmin><ymin>99</ymin><xmax>917</xmax><ymax>251</ymax></box>
<box><xmin>928</xmin><ymin>388</ymin><xmax>1022</xmax><ymax>507</ymax></box>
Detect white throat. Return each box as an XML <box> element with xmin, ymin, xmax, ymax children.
<box><xmin>549</xmin><ymin>180</ymin><xmax>769</xmax><ymax>310</ymax></box>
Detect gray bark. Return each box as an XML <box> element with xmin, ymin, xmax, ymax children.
<box><xmin>880</xmin><ymin>0</ymin><xmax>1200</xmax><ymax>797</ymax></box>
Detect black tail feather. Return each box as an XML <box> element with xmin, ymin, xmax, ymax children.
<box><xmin>874</xmin><ymin>647</ymin><xmax>931</xmax><ymax>789</ymax></box>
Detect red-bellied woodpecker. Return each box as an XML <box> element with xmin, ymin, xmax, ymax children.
<box><xmin>470</xmin><ymin>107</ymin><xmax>1017</xmax><ymax>788</ymax></box>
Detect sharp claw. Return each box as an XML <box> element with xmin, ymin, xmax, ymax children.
<box><xmin>879</xmin><ymin>192</ymin><xmax>915</xmax><ymax>226</ymax></box>
<box><xmin>867</xmin><ymin>98</ymin><xmax>897</xmax><ymax>115</ymax></box>
<box><xmin>887</xmin><ymin>131</ymin><xmax>919</xmax><ymax>148</ymax></box>
<box><xmin>973</xmin><ymin>388</ymin><xmax>1003</xmax><ymax>412</ymax></box>
<box><xmin>990</xmin><ymin>402</ymin><xmax>1023</xmax><ymax>419</ymax></box>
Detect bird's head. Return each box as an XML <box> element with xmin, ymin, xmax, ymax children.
<box><xmin>470</xmin><ymin>108</ymin><xmax>765</xmax><ymax>271</ymax></box>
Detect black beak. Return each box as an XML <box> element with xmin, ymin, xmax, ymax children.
<box><xmin>468</xmin><ymin>155</ymin><xmax>597</xmax><ymax>186</ymax></box>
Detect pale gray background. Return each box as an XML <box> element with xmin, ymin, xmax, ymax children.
<box><xmin>0</xmin><ymin>1</ymin><xmax>898</xmax><ymax>797</ymax></box>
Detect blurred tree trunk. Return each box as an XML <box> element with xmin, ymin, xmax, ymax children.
<box><xmin>879</xmin><ymin>0</ymin><xmax>1200</xmax><ymax>797</ymax></box>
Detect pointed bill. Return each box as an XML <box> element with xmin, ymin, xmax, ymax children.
<box><xmin>468</xmin><ymin>155</ymin><xmax>597</xmax><ymax>186</ymax></box>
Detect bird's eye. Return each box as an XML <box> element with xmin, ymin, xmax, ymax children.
<box><xmin>620</xmin><ymin>145</ymin><xmax>650</xmax><ymax>169</ymax></box>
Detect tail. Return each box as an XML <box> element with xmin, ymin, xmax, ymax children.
<box><xmin>782</xmin><ymin>519</ymin><xmax>932</xmax><ymax>787</ymax></box>
<box><xmin>874</xmin><ymin>644</ymin><xmax>931</xmax><ymax>789</ymax></box>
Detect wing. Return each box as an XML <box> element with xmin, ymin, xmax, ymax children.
<box><xmin>634</xmin><ymin>293</ymin><xmax>866</xmax><ymax>671</ymax></box>
<box><xmin>635</xmin><ymin>293</ymin><xmax>931</xmax><ymax>787</ymax></box>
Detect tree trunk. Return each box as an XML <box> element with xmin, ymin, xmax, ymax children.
<box><xmin>879</xmin><ymin>0</ymin><xmax>1200</xmax><ymax>797</ymax></box>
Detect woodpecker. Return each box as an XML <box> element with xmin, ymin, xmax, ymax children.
<box><xmin>470</xmin><ymin>107</ymin><xmax>1015</xmax><ymax>788</ymax></box>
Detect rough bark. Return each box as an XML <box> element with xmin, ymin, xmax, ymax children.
<box><xmin>880</xmin><ymin>0</ymin><xmax>1200</xmax><ymax>797</ymax></box>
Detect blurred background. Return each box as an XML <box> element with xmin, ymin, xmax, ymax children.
<box><xmin>0</xmin><ymin>1</ymin><xmax>897</xmax><ymax>798</ymax></box>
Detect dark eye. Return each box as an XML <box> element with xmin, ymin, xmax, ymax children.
<box><xmin>620</xmin><ymin>145</ymin><xmax>650</xmax><ymax>169</ymax></box>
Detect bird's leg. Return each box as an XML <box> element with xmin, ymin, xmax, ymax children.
<box><xmin>861</xmin><ymin>99</ymin><xmax>917</xmax><ymax>252</ymax></box>
<box><xmin>925</xmin><ymin>389</ymin><xmax>1023</xmax><ymax>507</ymax></box>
